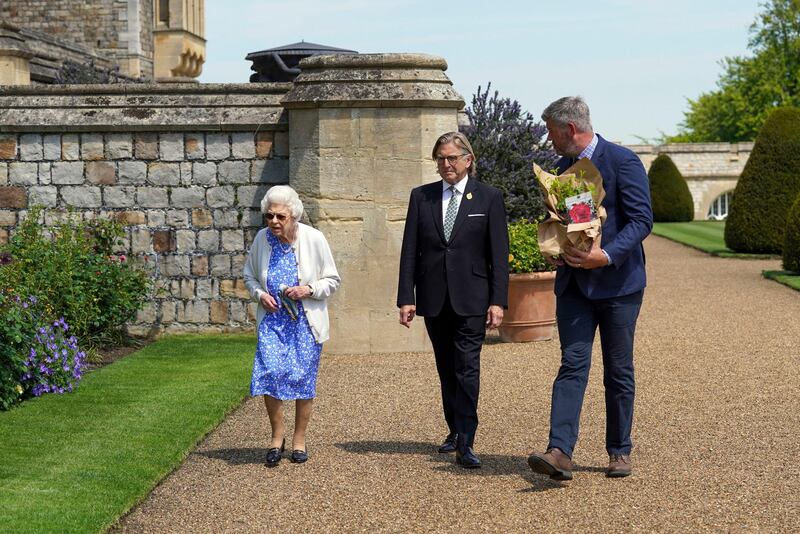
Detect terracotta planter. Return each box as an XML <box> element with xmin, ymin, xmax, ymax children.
<box><xmin>498</xmin><ymin>271</ymin><xmax>557</xmax><ymax>342</ymax></box>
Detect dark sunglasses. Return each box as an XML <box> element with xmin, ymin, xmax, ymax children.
<box><xmin>265</xmin><ymin>212</ymin><xmax>290</xmax><ymax>221</ymax></box>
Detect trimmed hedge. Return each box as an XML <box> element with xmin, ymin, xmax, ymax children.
<box><xmin>725</xmin><ymin>107</ymin><xmax>800</xmax><ymax>253</ymax></box>
<box><xmin>648</xmin><ymin>154</ymin><xmax>694</xmax><ymax>222</ymax></box>
<box><xmin>783</xmin><ymin>193</ymin><xmax>800</xmax><ymax>272</ymax></box>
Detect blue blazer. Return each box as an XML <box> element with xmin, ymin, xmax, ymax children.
<box><xmin>555</xmin><ymin>135</ymin><xmax>653</xmax><ymax>299</ymax></box>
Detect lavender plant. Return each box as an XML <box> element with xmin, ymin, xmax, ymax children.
<box><xmin>461</xmin><ymin>83</ymin><xmax>558</xmax><ymax>221</ymax></box>
<box><xmin>0</xmin><ymin>293</ymin><xmax>86</xmax><ymax>409</ymax></box>
<box><xmin>22</xmin><ymin>317</ymin><xmax>86</xmax><ymax>398</ymax></box>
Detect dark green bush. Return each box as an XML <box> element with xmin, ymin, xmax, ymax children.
<box><xmin>782</xmin><ymin>193</ymin><xmax>800</xmax><ymax>272</ymax></box>
<box><xmin>648</xmin><ymin>154</ymin><xmax>694</xmax><ymax>222</ymax></box>
<box><xmin>0</xmin><ymin>292</ymin><xmax>33</xmax><ymax>410</ymax></box>
<box><xmin>0</xmin><ymin>207</ymin><xmax>151</xmax><ymax>346</ymax></box>
<box><xmin>725</xmin><ymin>107</ymin><xmax>800</xmax><ymax>253</ymax></box>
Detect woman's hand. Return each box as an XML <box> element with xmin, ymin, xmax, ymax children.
<box><xmin>284</xmin><ymin>285</ymin><xmax>313</xmax><ymax>300</ymax></box>
<box><xmin>259</xmin><ymin>291</ymin><xmax>279</xmax><ymax>312</ymax></box>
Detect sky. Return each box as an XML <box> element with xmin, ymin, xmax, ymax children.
<box><xmin>199</xmin><ymin>0</ymin><xmax>763</xmax><ymax>144</ymax></box>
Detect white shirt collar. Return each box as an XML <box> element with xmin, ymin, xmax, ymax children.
<box><xmin>442</xmin><ymin>175</ymin><xmax>469</xmax><ymax>194</ymax></box>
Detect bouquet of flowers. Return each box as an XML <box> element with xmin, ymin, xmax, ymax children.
<box><xmin>534</xmin><ymin>158</ymin><xmax>607</xmax><ymax>257</ymax></box>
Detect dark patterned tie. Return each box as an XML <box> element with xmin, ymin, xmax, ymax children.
<box><xmin>443</xmin><ymin>185</ymin><xmax>460</xmax><ymax>241</ymax></box>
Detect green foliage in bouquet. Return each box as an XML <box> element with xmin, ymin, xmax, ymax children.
<box><xmin>508</xmin><ymin>219</ymin><xmax>554</xmax><ymax>274</ymax></box>
<box><xmin>648</xmin><ymin>154</ymin><xmax>694</xmax><ymax>222</ymax></box>
<box><xmin>782</xmin><ymin>193</ymin><xmax>800</xmax><ymax>272</ymax></box>
<box><xmin>0</xmin><ymin>207</ymin><xmax>152</xmax><ymax>346</ymax></box>
<box><xmin>725</xmin><ymin>107</ymin><xmax>800</xmax><ymax>253</ymax></box>
<box><xmin>548</xmin><ymin>171</ymin><xmax>596</xmax><ymax>214</ymax></box>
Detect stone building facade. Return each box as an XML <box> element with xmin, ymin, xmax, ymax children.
<box><xmin>626</xmin><ymin>142</ymin><xmax>752</xmax><ymax>220</ymax></box>
<box><xmin>0</xmin><ymin>0</ymin><xmax>204</xmax><ymax>84</ymax></box>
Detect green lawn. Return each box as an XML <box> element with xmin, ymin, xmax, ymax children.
<box><xmin>762</xmin><ymin>270</ymin><xmax>800</xmax><ymax>291</ymax></box>
<box><xmin>0</xmin><ymin>333</ymin><xmax>254</xmax><ymax>534</ymax></box>
<box><xmin>651</xmin><ymin>221</ymin><xmax>778</xmax><ymax>259</ymax></box>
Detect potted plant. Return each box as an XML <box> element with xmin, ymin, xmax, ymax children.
<box><xmin>498</xmin><ymin>218</ymin><xmax>557</xmax><ymax>342</ymax></box>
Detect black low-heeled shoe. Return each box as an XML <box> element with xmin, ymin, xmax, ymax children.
<box><xmin>265</xmin><ymin>438</ymin><xmax>285</xmax><ymax>467</ymax></box>
<box><xmin>290</xmin><ymin>448</ymin><xmax>308</xmax><ymax>464</ymax></box>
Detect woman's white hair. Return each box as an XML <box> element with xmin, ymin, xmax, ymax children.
<box><xmin>260</xmin><ymin>185</ymin><xmax>304</xmax><ymax>220</ymax></box>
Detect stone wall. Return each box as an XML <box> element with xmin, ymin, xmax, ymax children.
<box><xmin>0</xmin><ymin>54</ymin><xmax>465</xmax><ymax>355</ymax></box>
<box><xmin>0</xmin><ymin>83</ymin><xmax>290</xmax><ymax>335</ymax></box>
<box><xmin>626</xmin><ymin>142</ymin><xmax>752</xmax><ymax>220</ymax></box>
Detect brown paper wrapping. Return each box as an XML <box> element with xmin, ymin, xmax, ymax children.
<box><xmin>534</xmin><ymin>158</ymin><xmax>607</xmax><ymax>257</ymax></box>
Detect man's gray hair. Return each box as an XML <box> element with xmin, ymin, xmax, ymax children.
<box><xmin>541</xmin><ymin>96</ymin><xmax>593</xmax><ymax>133</ymax></box>
<box><xmin>260</xmin><ymin>185</ymin><xmax>304</xmax><ymax>220</ymax></box>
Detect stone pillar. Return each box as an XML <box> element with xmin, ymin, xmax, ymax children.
<box><xmin>0</xmin><ymin>22</ymin><xmax>33</xmax><ymax>86</ymax></box>
<box><xmin>283</xmin><ymin>53</ymin><xmax>465</xmax><ymax>354</ymax></box>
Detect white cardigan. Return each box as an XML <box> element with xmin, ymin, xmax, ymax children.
<box><xmin>243</xmin><ymin>223</ymin><xmax>341</xmax><ymax>344</ymax></box>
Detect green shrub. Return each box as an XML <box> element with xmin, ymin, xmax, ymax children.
<box><xmin>725</xmin><ymin>107</ymin><xmax>800</xmax><ymax>253</ymax></box>
<box><xmin>508</xmin><ymin>219</ymin><xmax>554</xmax><ymax>273</ymax></box>
<box><xmin>0</xmin><ymin>207</ymin><xmax>151</xmax><ymax>346</ymax></box>
<box><xmin>648</xmin><ymin>154</ymin><xmax>694</xmax><ymax>222</ymax></box>
<box><xmin>0</xmin><ymin>292</ymin><xmax>34</xmax><ymax>410</ymax></box>
<box><xmin>783</xmin><ymin>193</ymin><xmax>800</xmax><ymax>272</ymax></box>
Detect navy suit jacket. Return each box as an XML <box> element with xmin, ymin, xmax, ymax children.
<box><xmin>397</xmin><ymin>178</ymin><xmax>509</xmax><ymax>317</ymax></box>
<box><xmin>555</xmin><ymin>134</ymin><xmax>653</xmax><ymax>299</ymax></box>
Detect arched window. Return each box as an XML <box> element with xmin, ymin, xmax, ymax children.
<box><xmin>707</xmin><ymin>191</ymin><xmax>733</xmax><ymax>220</ymax></box>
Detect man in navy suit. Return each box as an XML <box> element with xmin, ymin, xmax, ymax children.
<box><xmin>528</xmin><ymin>97</ymin><xmax>653</xmax><ymax>480</ymax></box>
<box><xmin>397</xmin><ymin>131</ymin><xmax>509</xmax><ymax>469</ymax></box>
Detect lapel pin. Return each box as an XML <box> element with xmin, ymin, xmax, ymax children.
<box><xmin>466</xmin><ymin>192</ymin><xmax>473</xmax><ymax>200</ymax></box>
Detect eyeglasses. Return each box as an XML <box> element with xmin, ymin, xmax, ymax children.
<box><xmin>265</xmin><ymin>212</ymin><xmax>290</xmax><ymax>221</ymax></box>
<box><xmin>435</xmin><ymin>154</ymin><xmax>470</xmax><ymax>165</ymax></box>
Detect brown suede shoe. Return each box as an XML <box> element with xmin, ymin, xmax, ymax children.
<box><xmin>527</xmin><ymin>448</ymin><xmax>573</xmax><ymax>480</ymax></box>
<box><xmin>606</xmin><ymin>454</ymin><xmax>632</xmax><ymax>478</ymax></box>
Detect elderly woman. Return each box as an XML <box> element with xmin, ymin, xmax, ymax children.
<box><xmin>243</xmin><ymin>185</ymin><xmax>340</xmax><ymax>467</ymax></box>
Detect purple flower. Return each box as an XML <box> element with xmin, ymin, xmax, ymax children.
<box><xmin>22</xmin><ymin>302</ymin><xmax>28</xmax><ymax>309</ymax></box>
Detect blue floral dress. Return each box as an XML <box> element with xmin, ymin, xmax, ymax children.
<box><xmin>250</xmin><ymin>231</ymin><xmax>322</xmax><ymax>400</ymax></box>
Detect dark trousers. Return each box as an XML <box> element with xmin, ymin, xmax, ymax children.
<box><xmin>548</xmin><ymin>277</ymin><xmax>643</xmax><ymax>458</ymax></box>
<box><xmin>424</xmin><ymin>294</ymin><xmax>486</xmax><ymax>448</ymax></box>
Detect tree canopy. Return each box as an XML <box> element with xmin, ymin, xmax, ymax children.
<box><xmin>668</xmin><ymin>0</ymin><xmax>800</xmax><ymax>142</ymax></box>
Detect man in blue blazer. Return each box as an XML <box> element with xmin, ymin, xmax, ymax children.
<box><xmin>397</xmin><ymin>131</ymin><xmax>509</xmax><ymax>468</ymax></box>
<box><xmin>528</xmin><ymin>97</ymin><xmax>653</xmax><ymax>480</ymax></box>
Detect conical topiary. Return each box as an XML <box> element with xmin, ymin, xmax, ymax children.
<box><xmin>648</xmin><ymin>153</ymin><xmax>694</xmax><ymax>222</ymax></box>
<box><xmin>782</xmin><ymin>193</ymin><xmax>800</xmax><ymax>272</ymax></box>
<box><xmin>725</xmin><ymin>107</ymin><xmax>800</xmax><ymax>253</ymax></box>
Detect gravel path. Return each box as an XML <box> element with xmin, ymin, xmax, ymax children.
<box><xmin>117</xmin><ymin>236</ymin><xmax>799</xmax><ymax>533</ymax></box>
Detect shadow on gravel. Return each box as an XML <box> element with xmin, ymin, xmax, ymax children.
<box><xmin>196</xmin><ymin>448</ymin><xmax>269</xmax><ymax>465</ymax></box>
<box><xmin>337</xmin><ymin>440</ymin><xmax>573</xmax><ymax>489</ymax></box>
<box><xmin>336</xmin><ymin>440</ymin><xmax>435</xmax><ymax>455</ymax></box>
